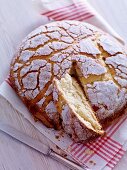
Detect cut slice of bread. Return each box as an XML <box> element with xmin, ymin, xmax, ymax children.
<box><xmin>53</xmin><ymin>73</ymin><xmax>104</xmax><ymax>142</ymax></box>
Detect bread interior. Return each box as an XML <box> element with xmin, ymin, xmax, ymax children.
<box><xmin>56</xmin><ymin>73</ymin><xmax>104</xmax><ymax>134</ymax></box>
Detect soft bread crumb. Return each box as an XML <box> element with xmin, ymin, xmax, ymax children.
<box><xmin>56</xmin><ymin>73</ymin><xmax>104</xmax><ymax>134</ymax></box>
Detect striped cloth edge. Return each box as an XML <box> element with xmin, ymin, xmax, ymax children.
<box><xmin>42</xmin><ymin>1</ymin><xmax>94</xmax><ymax>21</ymax></box>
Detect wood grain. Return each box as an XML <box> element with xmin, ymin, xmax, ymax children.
<box><xmin>0</xmin><ymin>0</ymin><xmax>127</xmax><ymax>169</ymax></box>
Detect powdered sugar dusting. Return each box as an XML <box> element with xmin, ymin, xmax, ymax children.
<box><xmin>24</xmin><ymin>90</ymin><xmax>34</xmax><ymax>99</ymax></box>
<box><xmin>77</xmin><ymin>56</ymin><xmax>107</xmax><ymax>78</ymax></box>
<box><xmin>36</xmin><ymin>45</ymin><xmax>53</xmax><ymax>55</ymax></box>
<box><xmin>105</xmin><ymin>54</ymin><xmax>127</xmax><ymax>87</ymax></box>
<box><xmin>47</xmin><ymin>26</ymin><xmax>61</xmax><ymax>32</ymax></box>
<box><xmin>106</xmin><ymin>54</ymin><xmax>127</xmax><ymax>67</ymax></box>
<box><xmin>49</xmin><ymin>41</ymin><xmax>69</xmax><ymax>50</ymax></box>
<box><xmin>73</xmin><ymin>118</ymin><xmax>93</xmax><ymax>141</ymax></box>
<box><xmin>86</xmin><ymin>80</ymin><xmax>127</xmax><ymax>121</ymax></box>
<box><xmin>39</xmin><ymin>63</ymin><xmax>51</xmax><ymax>90</ymax></box>
<box><xmin>37</xmin><ymin>97</ymin><xmax>46</xmax><ymax>107</ymax></box>
<box><xmin>20</xmin><ymin>59</ymin><xmax>47</xmax><ymax>77</ymax></box>
<box><xmin>47</xmin><ymin>31</ymin><xmax>61</xmax><ymax>39</ymax></box>
<box><xmin>32</xmin><ymin>88</ymin><xmax>40</xmax><ymax>98</ymax></box>
<box><xmin>24</xmin><ymin>88</ymin><xmax>39</xmax><ymax>99</ymax></box>
<box><xmin>61</xmin><ymin>104</ymin><xmax>94</xmax><ymax>141</ymax></box>
<box><xmin>53</xmin><ymin>63</ymin><xmax>60</xmax><ymax>76</ymax></box>
<box><xmin>59</xmin><ymin>21</ymin><xmax>70</xmax><ymax>30</ymax></box>
<box><xmin>80</xmin><ymin>25</ymin><xmax>93</xmax><ymax>35</ymax></box>
<box><xmin>53</xmin><ymin>84</ymin><xmax>59</xmax><ymax>102</ymax></box>
<box><xmin>69</xmin><ymin>25</ymin><xmax>81</xmax><ymax>35</ymax></box>
<box><xmin>61</xmin><ymin>104</ymin><xmax>73</xmax><ymax>135</ymax></box>
<box><xmin>22</xmin><ymin>72</ymin><xmax>38</xmax><ymax>90</ymax></box>
<box><xmin>19</xmin><ymin>50</ymin><xmax>35</xmax><ymax>62</ymax></box>
<box><xmin>61</xmin><ymin>36</ymin><xmax>74</xmax><ymax>43</ymax></box>
<box><xmin>27</xmin><ymin>26</ymin><xmax>47</xmax><ymax>39</ymax></box>
<box><xmin>15</xmin><ymin>79</ymin><xmax>21</xmax><ymax>90</ymax></box>
<box><xmin>13</xmin><ymin>63</ymin><xmax>23</xmax><ymax>71</ymax></box>
<box><xmin>20</xmin><ymin>66</ymin><xmax>31</xmax><ymax>77</ymax></box>
<box><xmin>50</xmin><ymin>53</ymin><xmax>67</xmax><ymax>62</ymax></box>
<box><xmin>45</xmin><ymin>101</ymin><xmax>57</xmax><ymax>118</ymax></box>
<box><xmin>115</xmin><ymin>77</ymin><xmax>127</xmax><ymax>87</ymax></box>
<box><xmin>31</xmin><ymin>59</ymin><xmax>47</xmax><ymax>69</ymax></box>
<box><xmin>99</xmin><ymin>35</ymin><xmax>123</xmax><ymax>55</ymax></box>
<box><xmin>45</xmin><ymin>84</ymin><xmax>53</xmax><ymax>96</ymax></box>
<box><xmin>79</xmin><ymin>39</ymin><xmax>101</xmax><ymax>55</ymax></box>
<box><xmin>61</xmin><ymin>59</ymin><xmax>72</xmax><ymax>71</ymax></box>
<box><xmin>23</xmin><ymin>34</ymin><xmax>49</xmax><ymax>49</ymax></box>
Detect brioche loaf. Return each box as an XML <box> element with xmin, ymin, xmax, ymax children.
<box><xmin>10</xmin><ymin>20</ymin><xmax>127</xmax><ymax>142</ymax></box>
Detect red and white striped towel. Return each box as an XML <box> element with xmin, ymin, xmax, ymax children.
<box><xmin>42</xmin><ymin>1</ymin><xmax>94</xmax><ymax>21</ymax></box>
<box><xmin>0</xmin><ymin>1</ymin><xmax>127</xmax><ymax>170</ymax></box>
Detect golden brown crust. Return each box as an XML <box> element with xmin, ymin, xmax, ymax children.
<box><xmin>10</xmin><ymin>20</ymin><xmax>127</xmax><ymax>142</ymax></box>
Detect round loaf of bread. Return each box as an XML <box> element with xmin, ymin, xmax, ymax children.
<box><xmin>10</xmin><ymin>20</ymin><xmax>127</xmax><ymax>142</ymax></box>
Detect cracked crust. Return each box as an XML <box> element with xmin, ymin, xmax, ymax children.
<box><xmin>10</xmin><ymin>20</ymin><xmax>127</xmax><ymax>142</ymax></box>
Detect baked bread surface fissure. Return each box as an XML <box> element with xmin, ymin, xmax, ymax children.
<box><xmin>10</xmin><ymin>20</ymin><xmax>127</xmax><ymax>142</ymax></box>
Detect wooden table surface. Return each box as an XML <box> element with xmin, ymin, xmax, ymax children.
<box><xmin>0</xmin><ymin>0</ymin><xmax>127</xmax><ymax>169</ymax></box>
